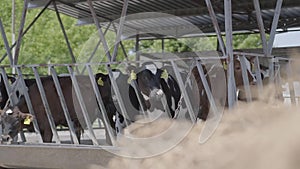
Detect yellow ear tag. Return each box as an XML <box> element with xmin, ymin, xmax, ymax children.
<box><xmin>251</xmin><ymin>62</ymin><xmax>255</xmax><ymax>72</ymax></box>
<box><xmin>97</xmin><ymin>77</ymin><xmax>104</xmax><ymax>86</ymax></box>
<box><xmin>127</xmin><ymin>70</ymin><xmax>137</xmax><ymax>84</ymax></box>
<box><xmin>160</xmin><ymin>69</ymin><xmax>169</xmax><ymax>80</ymax></box>
<box><xmin>24</xmin><ymin>116</ymin><xmax>31</xmax><ymax>125</ymax></box>
<box><xmin>223</xmin><ymin>61</ymin><xmax>228</xmax><ymax>70</ymax></box>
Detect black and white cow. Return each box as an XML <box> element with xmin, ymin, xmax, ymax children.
<box><xmin>111</xmin><ymin>64</ymin><xmax>181</xmax><ymax>136</ymax></box>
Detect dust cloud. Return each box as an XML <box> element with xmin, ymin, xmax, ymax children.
<box><xmin>108</xmin><ymin>91</ymin><xmax>299</xmax><ymax>169</ymax></box>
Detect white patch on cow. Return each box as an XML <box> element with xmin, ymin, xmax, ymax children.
<box><xmin>141</xmin><ymin>92</ymin><xmax>150</xmax><ymax>101</ymax></box>
<box><xmin>115</xmin><ymin>112</ymin><xmax>126</xmax><ymax>140</ymax></box>
<box><xmin>5</xmin><ymin>109</ymin><xmax>13</xmax><ymax>115</ymax></box>
<box><xmin>112</xmin><ymin>71</ymin><xmax>120</xmax><ymax>79</ymax></box>
<box><xmin>171</xmin><ymin>97</ymin><xmax>175</xmax><ymax>110</ymax></box>
<box><xmin>201</xmin><ymin>89</ymin><xmax>205</xmax><ymax>96</ymax></box>
<box><xmin>145</xmin><ymin>64</ymin><xmax>157</xmax><ymax>74</ymax></box>
<box><xmin>156</xmin><ymin>89</ymin><xmax>163</xmax><ymax>96</ymax></box>
<box><xmin>244</xmin><ymin>58</ymin><xmax>257</xmax><ymax>83</ymax></box>
<box><xmin>236</xmin><ymin>89</ymin><xmax>240</xmax><ymax>97</ymax></box>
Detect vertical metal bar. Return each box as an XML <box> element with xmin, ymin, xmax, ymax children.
<box><xmin>171</xmin><ymin>61</ymin><xmax>196</xmax><ymax>123</ymax></box>
<box><xmin>86</xmin><ymin>65</ymin><xmax>116</xmax><ymax>146</ymax></box>
<box><xmin>50</xmin><ymin>67</ymin><xmax>79</xmax><ymax>144</ymax></box>
<box><xmin>53</xmin><ymin>1</ymin><xmax>77</xmax><ymax>65</ymax></box>
<box><xmin>0</xmin><ymin>0</ymin><xmax>52</xmax><ymax>63</ymax></box>
<box><xmin>12</xmin><ymin>0</ymin><xmax>16</xmax><ymax>72</ymax></box>
<box><xmin>87</xmin><ymin>0</ymin><xmax>112</xmax><ymax>61</ymax></box>
<box><xmin>67</xmin><ymin>66</ymin><xmax>99</xmax><ymax>145</ymax></box>
<box><xmin>205</xmin><ymin>0</ymin><xmax>226</xmax><ymax>56</ymax></box>
<box><xmin>267</xmin><ymin>0</ymin><xmax>283</xmax><ymax>55</ymax></box>
<box><xmin>0</xmin><ymin>68</ymin><xmax>18</xmax><ymax>106</ymax></box>
<box><xmin>106</xmin><ymin>65</ymin><xmax>130</xmax><ymax>127</ymax></box>
<box><xmin>238</xmin><ymin>55</ymin><xmax>252</xmax><ymax>102</ymax></box>
<box><xmin>253</xmin><ymin>0</ymin><xmax>268</xmax><ymax>56</ymax></box>
<box><xmin>195</xmin><ymin>60</ymin><xmax>219</xmax><ymax>117</ymax></box>
<box><xmin>32</xmin><ymin>67</ymin><xmax>60</xmax><ymax>144</ymax></box>
<box><xmin>287</xmin><ymin>60</ymin><xmax>296</xmax><ymax>104</ymax></box>
<box><xmin>80</xmin><ymin>22</ymin><xmax>111</xmax><ymax>74</ymax></box>
<box><xmin>0</xmin><ymin>19</ymin><xmax>14</xmax><ymax>66</ymax></box>
<box><xmin>135</xmin><ymin>34</ymin><xmax>140</xmax><ymax>65</ymax></box>
<box><xmin>162</xmin><ymin>39</ymin><xmax>165</xmax><ymax>53</ymax></box>
<box><xmin>269</xmin><ymin>57</ymin><xmax>275</xmax><ymax>84</ymax></box>
<box><xmin>224</xmin><ymin>0</ymin><xmax>236</xmax><ymax>108</ymax></box>
<box><xmin>253</xmin><ymin>56</ymin><xmax>263</xmax><ymax>94</ymax></box>
<box><xmin>16</xmin><ymin>67</ymin><xmax>43</xmax><ymax>143</ymax></box>
<box><xmin>120</xmin><ymin>41</ymin><xmax>129</xmax><ymax>61</ymax></box>
<box><xmin>111</xmin><ymin>0</ymin><xmax>129</xmax><ymax>62</ymax></box>
<box><xmin>14</xmin><ymin>0</ymin><xmax>28</xmax><ymax>65</ymax></box>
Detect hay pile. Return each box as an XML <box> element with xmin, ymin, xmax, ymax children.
<box><xmin>108</xmin><ymin>100</ymin><xmax>300</xmax><ymax>169</ymax></box>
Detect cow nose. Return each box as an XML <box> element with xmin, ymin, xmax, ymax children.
<box><xmin>149</xmin><ymin>89</ymin><xmax>164</xmax><ymax>100</ymax></box>
<box><xmin>1</xmin><ymin>135</ymin><xmax>11</xmax><ymax>142</ymax></box>
<box><xmin>156</xmin><ymin>89</ymin><xmax>163</xmax><ymax>96</ymax></box>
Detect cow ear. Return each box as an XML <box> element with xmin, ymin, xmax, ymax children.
<box><xmin>127</xmin><ymin>70</ymin><xmax>137</xmax><ymax>84</ymax></box>
<box><xmin>160</xmin><ymin>69</ymin><xmax>169</xmax><ymax>80</ymax></box>
<box><xmin>13</xmin><ymin>107</ymin><xmax>34</xmax><ymax>124</ymax></box>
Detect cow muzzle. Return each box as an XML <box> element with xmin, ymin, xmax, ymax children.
<box><xmin>150</xmin><ymin>89</ymin><xmax>164</xmax><ymax>100</ymax></box>
<box><xmin>1</xmin><ymin>135</ymin><xmax>12</xmax><ymax>143</ymax></box>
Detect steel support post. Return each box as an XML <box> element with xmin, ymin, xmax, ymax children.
<box><xmin>111</xmin><ymin>0</ymin><xmax>129</xmax><ymax>62</ymax></box>
<box><xmin>32</xmin><ymin>67</ymin><xmax>61</xmax><ymax>144</ymax></box>
<box><xmin>0</xmin><ymin>19</ymin><xmax>14</xmax><ymax>66</ymax></box>
<box><xmin>80</xmin><ymin>22</ymin><xmax>111</xmax><ymax>74</ymax></box>
<box><xmin>0</xmin><ymin>0</ymin><xmax>52</xmax><ymax>63</ymax></box>
<box><xmin>53</xmin><ymin>0</ymin><xmax>77</xmax><ymax>65</ymax></box>
<box><xmin>253</xmin><ymin>0</ymin><xmax>268</xmax><ymax>56</ymax></box>
<box><xmin>205</xmin><ymin>0</ymin><xmax>226</xmax><ymax>56</ymax></box>
<box><xmin>224</xmin><ymin>0</ymin><xmax>236</xmax><ymax>108</ymax></box>
<box><xmin>267</xmin><ymin>0</ymin><xmax>283</xmax><ymax>55</ymax></box>
<box><xmin>111</xmin><ymin>23</ymin><xmax>129</xmax><ymax>61</ymax></box>
<box><xmin>87</xmin><ymin>0</ymin><xmax>112</xmax><ymax>61</ymax></box>
<box><xmin>14</xmin><ymin>0</ymin><xmax>29</xmax><ymax>65</ymax></box>
<box><xmin>50</xmin><ymin>67</ymin><xmax>80</xmax><ymax>144</ymax></box>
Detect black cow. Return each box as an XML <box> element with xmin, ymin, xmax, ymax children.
<box><xmin>0</xmin><ymin>75</ymin><xmax>16</xmax><ymax>109</ymax></box>
<box><xmin>0</xmin><ymin>73</ymin><xmax>116</xmax><ymax>144</ymax></box>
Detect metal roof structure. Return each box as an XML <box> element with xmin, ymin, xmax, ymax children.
<box><xmin>0</xmin><ymin>1</ymin><xmax>299</xmax><ymax>168</ymax></box>
<box><xmin>28</xmin><ymin>0</ymin><xmax>300</xmax><ymax>38</ymax></box>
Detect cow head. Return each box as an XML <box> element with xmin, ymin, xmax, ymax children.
<box><xmin>136</xmin><ymin>69</ymin><xmax>164</xmax><ymax>100</ymax></box>
<box><xmin>0</xmin><ymin>107</ymin><xmax>33</xmax><ymax>143</ymax></box>
<box><xmin>221</xmin><ymin>56</ymin><xmax>256</xmax><ymax>87</ymax></box>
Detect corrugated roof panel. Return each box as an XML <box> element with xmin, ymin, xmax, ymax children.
<box><xmin>28</xmin><ymin>0</ymin><xmax>300</xmax><ymax>37</ymax></box>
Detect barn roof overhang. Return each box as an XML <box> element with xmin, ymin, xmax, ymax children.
<box><xmin>27</xmin><ymin>0</ymin><xmax>300</xmax><ymax>39</ymax></box>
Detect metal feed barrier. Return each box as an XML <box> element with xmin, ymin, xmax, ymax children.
<box><xmin>1</xmin><ymin>52</ymin><xmax>290</xmax><ymax>144</ymax></box>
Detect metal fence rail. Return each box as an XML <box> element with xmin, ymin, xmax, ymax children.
<box><xmin>0</xmin><ymin>54</ymin><xmax>296</xmax><ymax>146</ymax></box>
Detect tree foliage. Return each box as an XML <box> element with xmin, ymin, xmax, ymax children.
<box><xmin>0</xmin><ymin>0</ymin><xmax>264</xmax><ymax>75</ymax></box>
